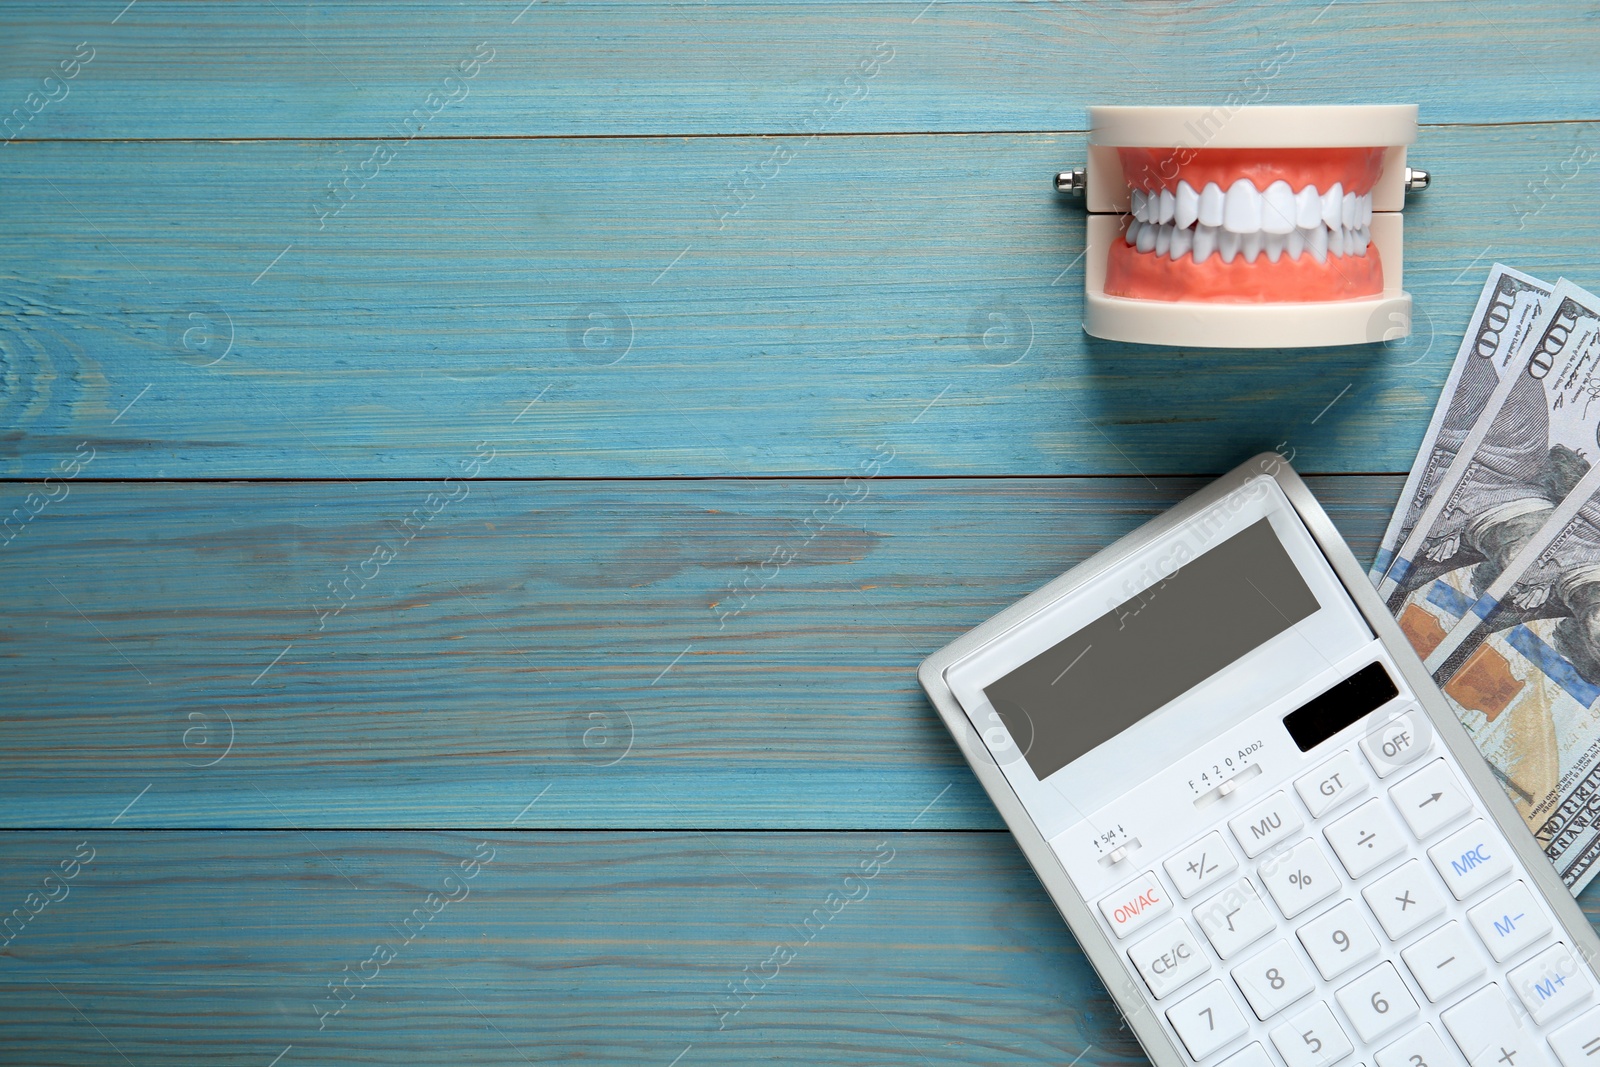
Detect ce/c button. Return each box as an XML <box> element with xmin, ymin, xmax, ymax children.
<box><xmin>1129</xmin><ymin>918</ymin><xmax>1210</xmax><ymax>999</ymax></box>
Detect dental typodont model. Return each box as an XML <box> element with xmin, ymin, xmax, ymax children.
<box><xmin>1057</xmin><ymin>106</ymin><xmax>1427</xmax><ymax>348</ymax></box>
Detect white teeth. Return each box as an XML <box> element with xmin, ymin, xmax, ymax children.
<box><xmin>1169</xmin><ymin>224</ymin><xmax>1192</xmax><ymax>261</ymax></box>
<box><xmin>1295</xmin><ymin>185</ymin><xmax>1321</xmax><ymax>229</ymax></box>
<box><xmin>1306</xmin><ymin>224</ymin><xmax>1328</xmax><ymax>262</ymax></box>
<box><xmin>1261</xmin><ymin>181</ymin><xmax>1296</xmax><ymax>235</ymax></box>
<box><xmin>1241</xmin><ymin>230</ymin><xmax>1263</xmax><ymax>263</ymax></box>
<box><xmin>1321</xmin><ymin>182</ymin><xmax>1343</xmax><ymax>230</ymax></box>
<box><xmin>1175</xmin><ymin>181</ymin><xmax>1199</xmax><ymax>229</ymax></box>
<box><xmin>1223</xmin><ymin>179</ymin><xmax>1262</xmax><ymax>234</ymax></box>
<box><xmin>1126</xmin><ymin>180</ymin><xmax>1377</xmax><ymax>265</ymax></box>
<box><xmin>1218</xmin><ymin>228</ymin><xmax>1241</xmax><ymax>263</ymax></box>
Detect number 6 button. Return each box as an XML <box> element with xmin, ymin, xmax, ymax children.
<box><xmin>1167</xmin><ymin>980</ymin><xmax>1250</xmax><ymax>1060</ymax></box>
<box><xmin>1335</xmin><ymin>962</ymin><xmax>1419</xmax><ymax>1043</ymax></box>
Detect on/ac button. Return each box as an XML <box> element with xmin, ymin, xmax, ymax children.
<box><xmin>1098</xmin><ymin>870</ymin><xmax>1171</xmax><ymax>939</ymax></box>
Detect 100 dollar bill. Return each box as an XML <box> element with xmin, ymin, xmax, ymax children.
<box><xmin>1388</xmin><ymin>278</ymin><xmax>1600</xmax><ymax>889</ymax></box>
<box><xmin>1370</xmin><ymin>265</ymin><xmax>1552</xmax><ymax>584</ymax></box>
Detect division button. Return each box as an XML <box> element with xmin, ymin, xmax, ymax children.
<box><xmin>1167</xmin><ymin>831</ymin><xmax>1241</xmax><ymax>899</ymax></box>
<box><xmin>1509</xmin><ymin>943</ymin><xmax>1594</xmax><ymax>1026</ymax></box>
<box><xmin>1467</xmin><ymin>882</ymin><xmax>1551</xmax><ymax>963</ymax></box>
<box><xmin>1129</xmin><ymin>918</ymin><xmax>1211</xmax><ymax>1000</ymax></box>
<box><xmin>1229</xmin><ymin>791</ymin><xmax>1306</xmax><ymax>858</ymax></box>
<box><xmin>1362</xmin><ymin>859</ymin><xmax>1447</xmax><ymax>940</ymax></box>
<box><xmin>1428</xmin><ymin>820</ymin><xmax>1512</xmax><ymax>900</ymax></box>
<box><xmin>1296</xmin><ymin>750</ymin><xmax>1368</xmax><ymax>819</ymax></box>
<box><xmin>1167</xmin><ymin>980</ymin><xmax>1251</xmax><ymax>1060</ymax></box>
<box><xmin>1401</xmin><ymin>921</ymin><xmax>1486</xmax><ymax>1003</ymax></box>
<box><xmin>1099</xmin><ymin>869</ymin><xmax>1172</xmax><ymax>939</ymax></box>
<box><xmin>1325</xmin><ymin>798</ymin><xmax>1408</xmax><ymax>879</ymax></box>
<box><xmin>1389</xmin><ymin>759</ymin><xmax>1472</xmax><ymax>840</ymax></box>
<box><xmin>1195</xmin><ymin>878</ymin><xmax>1278</xmax><ymax>960</ymax></box>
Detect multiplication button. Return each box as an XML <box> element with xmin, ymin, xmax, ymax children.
<box><xmin>1167</xmin><ymin>831</ymin><xmax>1240</xmax><ymax>899</ymax></box>
<box><xmin>1362</xmin><ymin>860</ymin><xmax>1446</xmax><ymax>940</ymax></box>
<box><xmin>1389</xmin><ymin>759</ymin><xmax>1472</xmax><ymax>839</ymax></box>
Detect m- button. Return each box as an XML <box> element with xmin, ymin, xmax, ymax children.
<box><xmin>1361</xmin><ymin>710</ymin><xmax>1428</xmax><ymax>778</ymax></box>
<box><xmin>1228</xmin><ymin>791</ymin><xmax>1305</xmax><ymax>858</ymax></box>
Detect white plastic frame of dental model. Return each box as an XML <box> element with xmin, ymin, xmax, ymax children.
<box><xmin>1079</xmin><ymin>104</ymin><xmax>1419</xmax><ymax>349</ymax></box>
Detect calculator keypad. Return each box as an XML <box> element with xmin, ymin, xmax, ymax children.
<box><xmin>1100</xmin><ymin>714</ymin><xmax>1591</xmax><ymax>1067</ymax></box>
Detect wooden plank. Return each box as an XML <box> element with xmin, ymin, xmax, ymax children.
<box><xmin>0</xmin><ymin>829</ymin><xmax>1595</xmax><ymax>1065</ymax></box>
<box><xmin>3</xmin><ymin>124</ymin><xmax>1595</xmax><ymax>478</ymax></box>
<box><xmin>0</xmin><ymin>1</ymin><xmax>1595</xmax><ymax>139</ymax></box>
<box><xmin>0</xmin><ymin>475</ymin><xmax>1398</xmax><ymax>829</ymax></box>
<box><xmin>0</xmin><ymin>830</ymin><xmax>1132</xmax><ymax>1065</ymax></box>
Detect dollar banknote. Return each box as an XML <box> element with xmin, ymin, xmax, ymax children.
<box><xmin>1377</xmin><ymin>278</ymin><xmax>1594</xmax><ymax>611</ymax></box>
<box><xmin>1384</xmin><ymin>278</ymin><xmax>1600</xmax><ymax>889</ymax></box>
<box><xmin>1369</xmin><ymin>266</ymin><xmax>1552</xmax><ymax>584</ymax></box>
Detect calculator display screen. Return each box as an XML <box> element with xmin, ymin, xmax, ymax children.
<box><xmin>983</xmin><ymin>518</ymin><xmax>1321</xmax><ymax>781</ymax></box>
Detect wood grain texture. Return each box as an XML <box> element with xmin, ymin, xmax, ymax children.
<box><xmin>4</xmin><ymin>125</ymin><xmax>1597</xmax><ymax>478</ymax></box>
<box><xmin>0</xmin><ymin>829</ymin><xmax>1595</xmax><ymax>1066</ymax></box>
<box><xmin>0</xmin><ymin>475</ymin><xmax>1398</xmax><ymax>829</ymax></box>
<box><xmin>0</xmin><ymin>1</ymin><xmax>1596</xmax><ymax>139</ymax></box>
<box><xmin>0</xmin><ymin>831</ymin><xmax>1134</xmax><ymax>1066</ymax></box>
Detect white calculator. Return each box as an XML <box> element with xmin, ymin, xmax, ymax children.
<box><xmin>920</xmin><ymin>454</ymin><xmax>1600</xmax><ymax>1067</ymax></box>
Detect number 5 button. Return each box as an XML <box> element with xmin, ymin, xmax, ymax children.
<box><xmin>1168</xmin><ymin>980</ymin><xmax>1250</xmax><ymax>1060</ymax></box>
<box><xmin>1270</xmin><ymin>1002</ymin><xmax>1354</xmax><ymax>1067</ymax></box>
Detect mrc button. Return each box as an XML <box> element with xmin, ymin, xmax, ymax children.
<box><xmin>1360</xmin><ymin>710</ymin><xmax>1428</xmax><ymax>777</ymax></box>
<box><xmin>1098</xmin><ymin>870</ymin><xmax>1171</xmax><ymax>939</ymax></box>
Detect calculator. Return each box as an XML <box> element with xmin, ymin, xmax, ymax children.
<box><xmin>919</xmin><ymin>454</ymin><xmax>1600</xmax><ymax>1067</ymax></box>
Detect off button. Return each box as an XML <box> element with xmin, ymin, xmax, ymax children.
<box><xmin>1360</xmin><ymin>709</ymin><xmax>1428</xmax><ymax>778</ymax></box>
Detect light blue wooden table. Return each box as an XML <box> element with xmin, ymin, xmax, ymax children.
<box><xmin>2</xmin><ymin>2</ymin><xmax>1597</xmax><ymax>1062</ymax></box>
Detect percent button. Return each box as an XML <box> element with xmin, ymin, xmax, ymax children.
<box><xmin>1260</xmin><ymin>838</ymin><xmax>1339</xmax><ymax>919</ymax></box>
